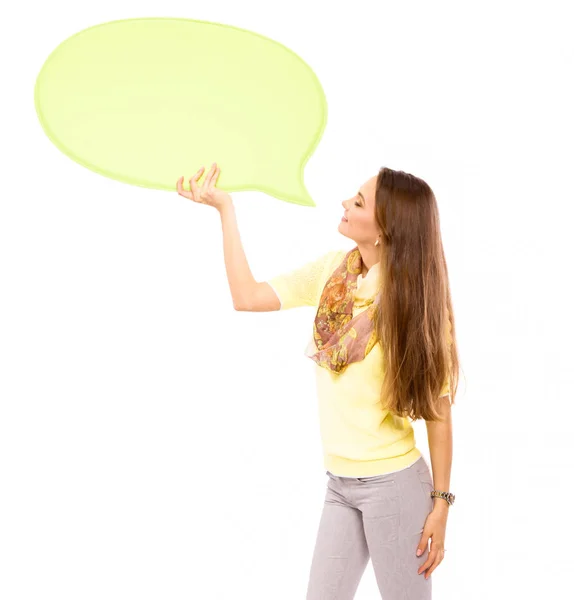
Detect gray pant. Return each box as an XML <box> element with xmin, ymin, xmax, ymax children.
<box><xmin>306</xmin><ymin>456</ymin><xmax>434</xmax><ymax>599</ymax></box>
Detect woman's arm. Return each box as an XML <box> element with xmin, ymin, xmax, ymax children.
<box><xmin>218</xmin><ymin>201</ymin><xmax>258</xmax><ymax>309</ymax></box>
<box><xmin>425</xmin><ymin>395</ymin><xmax>453</xmax><ymax>514</ymax></box>
<box><xmin>177</xmin><ymin>166</ymin><xmax>257</xmax><ymax>309</ymax></box>
<box><xmin>416</xmin><ymin>395</ymin><xmax>453</xmax><ymax>578</ymax></box>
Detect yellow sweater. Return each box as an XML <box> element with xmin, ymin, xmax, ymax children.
<box><xmin>267</xmin><ymin>248</ymin><xmax>450</xmax><ymax>477</ymax></box>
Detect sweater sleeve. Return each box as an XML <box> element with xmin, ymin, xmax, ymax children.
<box><xmin>266</xmin><ymin>249</ymin><xmax>346</xmax><ymax>310</ymax></box>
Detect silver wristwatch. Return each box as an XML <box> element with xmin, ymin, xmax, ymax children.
<box><xmin>431</xmin><ymin>490</ymin><xmax>455</xmax><ymax>506</ymax></box>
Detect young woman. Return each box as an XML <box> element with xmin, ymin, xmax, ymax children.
<box><xmin>177</xmin><ymin>163</ymin><xmax>459</xmax><ymax>600</ymax></box>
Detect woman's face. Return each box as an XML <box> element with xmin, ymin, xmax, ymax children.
<box><xmin>339</xmin><ymin>175</ymin><xmax>380</xmax><ymax>244</ymax></box>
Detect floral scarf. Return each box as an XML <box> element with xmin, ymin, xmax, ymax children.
<box><xmin>304</xmin><ymin>247</ymin><xmax>382</xmax><ymax>374</ymax></box>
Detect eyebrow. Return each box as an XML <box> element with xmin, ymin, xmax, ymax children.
<box><xmin>358</xmin><ymin>190</ymin><xmax>365</xmax><ymax>203</ymax></box>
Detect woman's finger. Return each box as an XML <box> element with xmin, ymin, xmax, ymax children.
<box><xmin>424</xmin><ymin>552</ymin><xmax>443</xmax><ymax>579</ymax></box>
<box><xmin>209</xmin><ymin>166</ymin><xmax>221</xmax><ymax>190</ymax></box>
<box><xmin>201</xmin><ymin>163</ymin><xmax>217</xmax><ymax>195</ymax></box>
<box><xmin>190</xmin><ymin>167</ymin><xmax>205</xmax><ymax>202</ymax></box>
<box><xmin>417</xmin><ymin>549</ymin><xmax>435</xmax><ymax>575</ymax></box>
<box><xmin>177</xmin><ymin>176</ymin><xmax>192</xmax><ymax>199</ymax></box>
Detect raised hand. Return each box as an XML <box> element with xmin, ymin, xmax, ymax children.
<box><xmin>176</xmin><ymin>163</ymin><xmax>232</xmax><ymax>212</ymax></box>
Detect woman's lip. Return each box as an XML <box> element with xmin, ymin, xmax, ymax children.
<box><xmin>341</xmin><ymin>216</ymin><xmax>348</xmax><ymax>222</ymax></box>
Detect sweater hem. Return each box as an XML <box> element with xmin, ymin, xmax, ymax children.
<box><xmin>324</xmin><ymin>446</ymin><xmax>422</xmax><ymax>478</ymax></box>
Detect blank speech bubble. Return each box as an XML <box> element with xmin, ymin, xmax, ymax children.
<box><xmin>34</xmin><ymin>17</ymin><xmax>328</xmax><ymax>206</ymax></box>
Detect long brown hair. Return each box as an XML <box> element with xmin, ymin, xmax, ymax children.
<box><xmin>373</xmin><ymin>167</ymin><xmax>459</xmax><ymax>422</ymax></box>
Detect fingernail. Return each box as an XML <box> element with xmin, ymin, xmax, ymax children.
<box><xmin>416</xmin><ymin>549</ymin><xmax>422</xmax><ymax>556</ymax></box>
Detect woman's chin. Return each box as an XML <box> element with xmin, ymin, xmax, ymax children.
<box><xmin>338</xmin><ymin>225</ymin><xmax>350</xmax><ymax>239</ymax></box>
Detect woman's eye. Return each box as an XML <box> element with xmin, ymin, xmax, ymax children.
<box><xmin>354</xmin><ymin>201</ymin><xmax>360</xmax><ymax>207</ymax></box>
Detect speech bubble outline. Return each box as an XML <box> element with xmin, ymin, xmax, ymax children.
<box><xmin>34</xmin><ymin>17</ymin><xmax>328</xmax><ymax>206</ymax></box>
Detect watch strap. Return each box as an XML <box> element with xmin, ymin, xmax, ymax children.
<box><xmin>431</xmin><ymin>490</ymin><xmax>455</xmax><ymax>506</ymax></box>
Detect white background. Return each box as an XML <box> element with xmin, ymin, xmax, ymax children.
<box><xmin>2</xmin><ymin>1</ymin><xmax>573</xmax><ymax>598</ymax></box>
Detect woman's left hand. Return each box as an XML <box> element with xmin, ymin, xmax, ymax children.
<box><xmin>416</xmin><ymin>504</ymin><xmax>449</xmax><ymax>579</ymax></box>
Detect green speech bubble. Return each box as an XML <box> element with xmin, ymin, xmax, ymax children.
<box><xmin>34</xmin><ymin>17</ymin><xmax>328</xmax><ymax>206</ymax></box>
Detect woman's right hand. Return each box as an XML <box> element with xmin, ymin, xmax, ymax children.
<box><xmin>176</xmin><ymin>163</ymin><xmax>232</xmax><ymax>212</ymax></box>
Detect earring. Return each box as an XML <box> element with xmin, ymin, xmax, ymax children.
<box><xmin>375</xmin><ymin>239</ymin><xmax>380</xmax><ymax>246</ymax></box>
